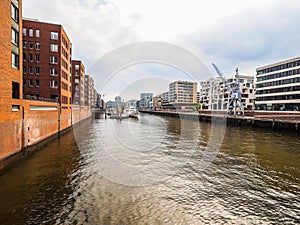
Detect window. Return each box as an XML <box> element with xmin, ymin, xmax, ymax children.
<box><xmin>50</xmin><ymin>80</ymin><xmax>58</xmax><ymax>88</ymax></box>
<box><xmin>75</xmin><ymin>78</ymin><xmax>80</xmax><ymax>84</ymax></box>
<box><xmin>28</xmin><ymin>66</ymin><xmax>33</xmax><ymax>74</ymax></box>
<box><xmin>50</xmin><ymin>32</ymin><xmax>58</xmax><ymax>40</ymax></box>
<box><xmin>22</xmin><ymin>28</ymin><xmax>26</xmax><ymax>36</ymax></box>
<box><xmin>35</xmin><ymin>42</ymin><xmax>40</xmax><ymax>50</ymax></box>
<box><xmin>23</xmin><ymin>53</ymin><xmax>27</xmax><ymax>61</ymax></box>
<box><xmin>23</xmin><ymin>66</ymin><xmax>27</xmax><ymax>74</ymax></box>
<box><xmin>12</xmin><ymin>28</ymin><xmax>19</xmax><ymax>45</ymax></box>
<box><xmin>29</xmin><ymin>79</ymin><xmax>33</xmax><ymax>87</ymax></box>
<box><xmin>12</xmin><ymin>82</ymin><xmax>20</xmax><ymax>99</ymax></box>
<box><xmin>28</xmin><ymin>54</ymin><xmax>33</xmax><ymax>62</ymax></box>
<box><xmin>50</xmin><ymin>68</ymin><xmax>58</xmax><ymax>76</ymax></box>
<box><xmin>35</xmin><ymin>80</ymin><xmax>40</xmax><ymax>87</ymax></box>
<box><xmin>12</xmin><ymin>53</ymin><xmax>19</xmax><ymax>69</ymax></box>
<box><xmin>50</xmin><ymin>44</ymin><xmax>58</xmax><ymax>52</ymax></box>
<box><xmin>75</xmin><ymin>71</ymin><xmax>79</xmax><ymax>76</ymax></box>
<box><xmin>75</xmin><ymin>65</ymin><xmax>80</xmax><ymax>70</ymax></box>
<box><xmin>29</xmin><ymin>28</ymin><xmax>33</xmax><ymax>37</ymax></box>
<box><xmin>11</xmin><ymin>4</ymin><xmax>18</xmax><ymax>22</ymax></box>
<box><xmin>23</xmin><ymin>40</ymin><xmax>27</xmax><ymax>48</ymax></box>
<box><xmin>35</xmin><ymin>67</ymin><xmax>40</xmax><ymax>75</ymax></box>
<box><xmin>35</xmin><ymin>54</ymin><xmax>40</xmax><ymax>62</ymax></box>
<box><xmin>50</xmin><ymin>56</ymin><xmax>58</xmax><ymax>64</ymax></box>
<box><xmin>23</xmin><ymin>79</ymin><xmax>26</xmax><ymax>86</ymax></box>
<box><xmin>29</xmin><ymin>42</ymin><xmax>33</xmax><ymax>49</ymax></box>
<box><xmin>35</xmin><ymin>29</ymin><xmax>40</xmax><ymax>37</ymax></box>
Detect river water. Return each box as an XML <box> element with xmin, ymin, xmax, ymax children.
<box><xmin>0</xmin><ymin>114</ymin><xmax>299</xmax><ymax>224</ymax></box>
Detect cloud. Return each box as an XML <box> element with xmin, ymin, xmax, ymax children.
<box><xmin>96</xmin><ymin>62</ymin><xmax>198</xmax><ymax>101</ymax></box>
<box><xmin>23</xmin><ymin>0</ymin><xmax>300</xmax><ymax>97</ymax></box>
<box><xmin>23</xmin><ymin>0</ymin><xmax>140</xmax><ymax>69</ymax></box>
<box><xmin>181</xmin><ymin>0</ymin><xmax>300</xmax><ymax>76</ymax></box>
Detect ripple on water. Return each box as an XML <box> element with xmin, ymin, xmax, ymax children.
<box><xmin>0</xmin><ymin>115</ymin><xmax>299</xmax><ymax>224</ymax></box>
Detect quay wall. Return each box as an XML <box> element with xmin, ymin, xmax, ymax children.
<box><xmin>0</xmin><ymin>100</ymin><xmax>92</xmax><ymax>167</ymax></box>
<box><xmin>24</xmin><ymin>101</ymin><xmax>59</xmax><ymax>149</ymax></box>
<box><xmin>140</xmin><ymin>110</ymin><xmax>300</xmax><ymax>132</ymax></box>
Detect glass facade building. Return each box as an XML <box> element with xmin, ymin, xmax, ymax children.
<box><xmin>255</xmin><ymin>57</ymin><xmax>300</xmax><ymax>111</ymax></box>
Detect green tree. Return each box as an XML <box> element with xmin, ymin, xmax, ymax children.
<box><xmin>194</xmin><ymin>103</ymin><xmax>200</xmax><ymax>110</ymax></box>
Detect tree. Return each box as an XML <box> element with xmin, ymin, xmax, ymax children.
<box><xmin>194</xmin><ymin>103</ymin><xmax>200</xmax><ymax>110</ymax></box>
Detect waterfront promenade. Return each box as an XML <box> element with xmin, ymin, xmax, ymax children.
<box><xmin>140</xmin><ymin>110</ymin><xmax>300</xmax><ymax>132</ymax></box>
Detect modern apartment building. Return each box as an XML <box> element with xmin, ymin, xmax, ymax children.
<box><xmin>115</xmin><ymin>96</ymin><xmax>122</xmax><ymax>108</ymax></box>
<box><xmin>22</xmin><ymin>19</ymin><xmax>72</xmax><ymax>107</ymax></box>
<box><xmin>197</xmin><ymin>92</ymin><xmax>201</xmax><ymax>104</ymax></box>
<box><xmin>169</xmin><ymin>81</ymin><xmax>197</xmax><ymax>104</ymax></box>
<box><xmin>140</xmin><ymin>93</ymin><xmax>153</xmax><ymax>109</ymax></box>
<box><xmin>71</xmin><ymin>60</ymin><xmax>85</xmax><ymax>105</ymax></box>
<box><xmin>200</xmin><ymin>75</ymin><xmax>255</xmax><ymax>110</ymax></box>
<box><xmin>200</xmin><ymin>77</ymin><xmax>222</xmax><ymax>110</ymax></box>
<box><xmin>255</xmin><ymin>57</ymin><xmax>300</xmax><ymax>111</ymax></box>
<box><xmin>106</xmin><ymin>101</ymin><xmax>115</xmax><ymax>108</ymax></box>
<box><xmin>153</xmin><ymin>94</ymin><xmax>162</xmax><ymax>110</ymax></box>
<box><xmin>162</xmin><ymin>91</ymin><xmax>169</xmax><ymax>105</ymax></box>
<box><xmin>125</xmin><ymin>100</ymin><xmax>137</xmax><ymax>109</ymax></box>
<box><xmin>0</xmin><ymin>0</ymin><xmax>23</xmax><ymax>113</ymax></box>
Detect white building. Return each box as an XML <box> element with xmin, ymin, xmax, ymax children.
<box><xmin>125</xmin><ymin>99</ymin><xmax>136</xmax><ymax>109</ymax></box>
<box><xmin>255</xmin><ymin>57</ymin><xmax>300</xmax><ymax>111</ymax></box>
<box><xmin>200</xmin><ymin>75</ymin><xmax>255</xmax><ymax>110</ymax></box>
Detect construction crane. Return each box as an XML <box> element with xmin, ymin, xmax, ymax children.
<box><xmin>212</xmin><ymin>63</ymin><xmax>244</xmax><ymax>117</ymax></box>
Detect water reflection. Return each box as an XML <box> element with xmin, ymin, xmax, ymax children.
<box><xmin>0</xmin><ymin>115</ymin><xmax>299</xmax><ymax>224</ymax></box>
<box><xmin>0</xmin><ymin>131</ymin><xmax>81</xmax><ymax>224</ymax></box>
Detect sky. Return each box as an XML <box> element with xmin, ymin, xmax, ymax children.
<box><xmin>23</xmin><ymin>0</ymin><xmax>300</xmax><ymax>101</ymax></box>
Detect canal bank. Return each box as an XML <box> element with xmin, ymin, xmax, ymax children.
<box><xmin>140</xmin><ymin>110</ymin><xmax>300</xmax><ymax>132</ymax></box>
<box><xmin>0</xmin><ymin>114</ymin><xmax>299</xmax><ymax>224</ymax></box>
<box><xmin>0</xmin><ymin>101</ymin><xmax>92</xmax><ymax>170</ymax></box>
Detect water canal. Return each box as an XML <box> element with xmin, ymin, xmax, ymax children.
<box><xmin>0</xmin><ymin>114</ymin><xmax>299</xmax><ymax>224</ymax></box>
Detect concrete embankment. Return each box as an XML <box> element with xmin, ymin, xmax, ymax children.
<box><xmin>140</xmin><ymin>110</ymin><xmax>300</xmax><ymax>132</ymax></box>
<box><xmin>0</xmin><ymin>100</ymin><xmax>92</xmax><ymax>169</ymax></box>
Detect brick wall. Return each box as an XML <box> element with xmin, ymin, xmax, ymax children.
<box><xmin>0</xmin><ymin>100</ymin><xmax>91</xmax><ymax>161</ymax></box>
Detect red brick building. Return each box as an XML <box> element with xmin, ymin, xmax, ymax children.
<box><xmin>0</xmin><ymin>0</ymin><xmax>23</xmax><ymax>158</ymax></box>
<box><xmin>22</xmin><ymin>19</ymin><xmax>72</xmax><ymax>108</ymax></box>
<box><xmin>71</xmin><ymin>60</ymin><xmax>85</xmax><ymax>105</ymax></box>
<box><xmin>0</xmin><ymin>0</ymin><xmax>23</xmax><ymax>111</ymax></box>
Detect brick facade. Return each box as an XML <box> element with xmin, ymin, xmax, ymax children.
<box><xmin>0</xmin><ymin>2</ymin><xmax>93</xmax><ymax>164</ymax></box>
<box><xmin>22</xmin><ymin>19</ymin><xmax>72</xmax><ymax>108</ymax></box>
<box><xmin>0</xmin><ymin>0</ymin><xmax>23</xmax><ymax>157</ymax></box>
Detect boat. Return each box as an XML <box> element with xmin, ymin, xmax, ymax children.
<box><xmin>124</xmin><ymin>107</ymin><xmax>138</xmax><ymax>118</ymax></box>
<box><xmin>110</xmin><ymin>113</ymin><xmax>129</xmax><ymax>119</ymax></box>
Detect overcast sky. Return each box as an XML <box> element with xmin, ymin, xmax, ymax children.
<box><xmin>23</xmin><ymin>0</ymin><xmax>300</xmax><ymax>101</ymax></box>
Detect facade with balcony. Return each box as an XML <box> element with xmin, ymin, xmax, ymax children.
<box><xmin>200</xmin><ymin>75</ymin><xmax>255</xmax><ymax>110</ymax></box>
